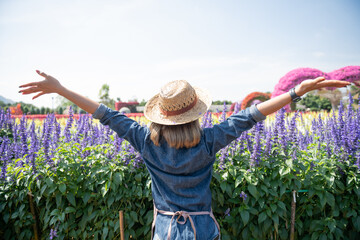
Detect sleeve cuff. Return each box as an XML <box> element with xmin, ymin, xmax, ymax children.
<box><xmin>92</xmin><ymin>104</ymin><xmax>107</xmax><ymax>119</ymax></box>
<box><xmin>249</xmin><ymin>104</ymin><xmax>266</xmax><ymax>122</ymax></box>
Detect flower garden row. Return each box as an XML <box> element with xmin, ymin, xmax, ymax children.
<box><xmin>0</xmin><ymin>98</ymin><xmax>360</xmax><ymax>239</ymax></box>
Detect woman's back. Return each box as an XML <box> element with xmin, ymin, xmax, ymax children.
<box><xmin>93</xmin><ymin>103</ymin><xmax>266</xmax><ymax>239</ymax></box>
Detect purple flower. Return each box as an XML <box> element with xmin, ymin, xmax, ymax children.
<box><xmin>219</xmin><ymin>146</ymin><xmax>228</xmax><ymax>170</ymax></box>
<box><xmin>233</xmin><ymin>101</ymin><xmax>241</xmax><ymax>114</ymax></box>
<box><xmin>49</xmin><ymin>227</ymin><xmax>58</xmax><ymax>239</ymax></box>
<box><xmin>264</xmin><ymin>131</ymin><xmax>272</xmax><ymax>156</ymax></box>
<box><xmin>224</xmin><ymin>208</ymin><xmax>230</xmax><ymax>216</ymax></box>
<box><xmin>0</xmin><ymin>138</ymin><xmax>10</xmax><ymax>180</ymax></box>
<box><xmin>42</xmin><ymin>115</ymin><xmax>53</xmax><ymax>164</ymax></box>
<box><xmin>288</xmin><ymin>111</ymin><xmax>298</xmax><ymax>145</ymax></box>
<box><xmin>250</xmin><ymin>121</ymin><xmax>263</xmax><ymax>166</ymax></box>
<box><xmin>201</xmin><ymin>111</ymin><xmax>213</xmax><ymax>128</ymax></box>
<box><xmin>19</xmin><ymin>116</ymin><xmax>29</xmax><ymax>159</ymax></box>
<box><xmin>240</xmin><ymin>191</ymin><xmax>247</xmax><ymax>201</ymax></box>
<box><xmin>220</xmin><ymin>102</ymin><xmax>227</xmax><ymax>123</ymax></box>
<box><xmin>63</xmin><ymin>106</ymin><xmax>74</xmax><ymax>143</ymax></box>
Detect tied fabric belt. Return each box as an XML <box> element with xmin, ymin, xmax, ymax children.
<box><xmin>151</xmin><ymin>204</ymin><xmax>221</xmax><ymax>240</ymax></box>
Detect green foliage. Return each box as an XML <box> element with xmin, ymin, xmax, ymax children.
<box><xmin>212</xmin><ymin>100</ymin><xmax>233</xmax><ymax>105</ymax></box>
<box><xmin>0</xmin><ymin>101</ymin><xmax>45</xmax><ymax>114</ymax></box>
<box><xmin>99</xmin><ymin>84</ymin><xmax>115</xmax><ymax>109</ymax></box>
<box><xmin>139</xmin><ymin>99</ymin><xmax>147</xmax><ymax>106</ymax></box>
<box><xmin>1</xmin><ymin>143</ymin><xmax>153</xmax><ymax>240</ymax></box>
<box><xmin>299</xmin><ymin>94</ymin><xmax>332</xmax><ymax>111</ymax></box>
<box><xmin>1</xmin><ymin>140</ymin><xmax>359</xmax><ymax>239</ymax></box>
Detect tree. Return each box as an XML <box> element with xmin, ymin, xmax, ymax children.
<box><xmin>316</xmin><ymin>89</ymin><xmax>343</xmax><ymax>110</ymax></box>
<box><xmin>212</xmin><ymin>100</ymin><xmax>233</xmax><ymax>105</ymax></box>
<box><xmin>298</xmin><ymin>94</ymin><xmax>332</xmax><ymax>112</ymax></box>
<box><xmin>56</xmin><ymin>106</ymin><xmax>64</xmax><ymax>114</ymax></box>
<box><xmin>139</xmin><ymin>99</ymin><xmax>147</xmax><ymax>106</ymax></box>
<box><xmin>99</xmin><ymin>84</ymin><xmax>115</xmax><ymax>109</ymax></box>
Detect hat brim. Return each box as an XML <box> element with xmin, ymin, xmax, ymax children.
<box><xmin>144</xmin><ymin>87</ymin><xmax>212</xmax><ymax>125</ymax></box>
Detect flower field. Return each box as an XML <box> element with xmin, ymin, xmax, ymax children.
<box><xmin>1</xmin><ymin>99</ymin><xmax>360</xmax><ymax>240</ymax></box>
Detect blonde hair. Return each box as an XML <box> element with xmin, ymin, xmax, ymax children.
<box><xmin>149</xmin><ymin>120</ymin><xmax>201</xmax><ymax>149</ymax></box>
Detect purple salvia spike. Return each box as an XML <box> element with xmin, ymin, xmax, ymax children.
<box><xmin>220</xmin><ymin>102</ymin><xmax>227</xmax><ymax>123</ymax></box>
<box><xmin>19</xmin><ymin>115</ymin><xmax>29</xmax><ymax>160</ymax></box>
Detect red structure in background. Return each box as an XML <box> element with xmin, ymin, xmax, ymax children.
<box><xmin>114</xmin><ymin>101</ymin><xmax>139</xmax><ymax>112</ymax></box>
<box><xmin>241</xmin><ymin>92</ymin><xmax>271</xmax><ymax>110</ymax></box>
<box><xmin>9</xmin><ymin>103</ymin><xmax>23</xmax><ymax>115</ymax></box>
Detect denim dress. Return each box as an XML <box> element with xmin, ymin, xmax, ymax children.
<box><xmin>92</xmin><ymin>104</ymin><xmax>266</xmax><ymax>240</ymax></box>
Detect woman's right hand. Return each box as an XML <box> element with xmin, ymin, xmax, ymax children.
<box><xmin>19</xmin><ymin>70</ymin><xmax>64</xmax><ymax>100</ymax></box>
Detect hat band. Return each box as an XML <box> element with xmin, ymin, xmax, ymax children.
<box><xmin>160</xmin><ymin>97</ymin><xmax>198</xmax><ymax>117</ymax></box>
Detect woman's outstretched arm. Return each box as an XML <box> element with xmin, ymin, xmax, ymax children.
<box><xmin>19</xmin><ymin>70</ymin><xmax>100</xmax><ymax>114</ymax></box>
<box><xmin>256</xmin><ymin>77</ymin><xmax>350</xmax><ymax>116</ymax></box>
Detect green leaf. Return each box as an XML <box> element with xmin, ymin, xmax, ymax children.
<box><xmin>240</xmin><ymin>210</ymin><xmax>250</xmax><ymax>226</ymax></box>
<box><xmin>107</xmin><ymin>196</ymin><xmax>114</xmax><ymax>207</ymax></box>
<box><xmin>67</xmin><ymin>192</ymin><xmax>76</xmax><ymax>207</ymax></box>
<box><xmin>220</xmin><ymin>182</ymin><xmax>227</xmax><ymax>193</ymax></box>
<box><xmin>285</xmin><ymin>159</ymin><xmax>293</xmax><ymax>168</ymax></box>
<box><xmin>45</xmin><ymin>178</ymin><xmax>53</xmax><ymax>187</ymax></box>
<box><xmin>319</xmin><ymin>193</ymin><xmax>326</xmax><ymax>209</ymax></box>
<box><xmin>327</xmin><ymin>220</ymin><xmax>336</xmax><ymax>233</ymax></box>
<box><xmin>280</xmin><ymin>184</ymin><xmax>286</xmax><ymax>197</ymax></box>
<box><xmin>101</xmin><ymin>184</ymin><xmax>109</xmax><ymax>197</ymax></box>
<box><xmin>319</xmin><ymin>233</ymin><xmax>327</xmax><ymax>240</ymax></box>
<box><xmin>56</xmin><ymin>193</ymin><xmax>62</xmax><ymax>207</ymax></box>
<box><xmin>258</xmin><ymin>198</ymin><xmax>265</xmax><ymax>209</ymax></box>
<box><xmin>279</xmin><ymin>166</ymin><xmax>291</xmax><ymax>176</ymax></box>
<box><xmin>235</xmin><ymin>176</ymin><xmax>243</xmax><ymax>188</ymax></box>
<box><xmin>248</xmin><ymin>185</ymin><xmax>259</xmax><ymax>200</ymax></box>
<box><xmin>270</xmin><ymin>204</ymin><xmax>277</xmax><ymax>213</ymax></box>
<box><xmin>260</xmin><ymin>185</ymin><xmax>268</xmax><ymax>195</ymax></box>
<box><xmin>353</xmin><ymin>187</ymin><xmax>360</xmax><ymax>198</ymax></box>
<box><xmin>271</xmin><ymin>214</ymin><xmax>279</xmax><ymax>225</ymax></box>
<box><xmin>258</xmin><ymin>212</ymin><xmax>267</xmax><ymax>224</ymax></box>
<box><xmin>50</xmin><ymin>209</ymin><xmax>60</xmax><ymax>217</ymax></box>
<box><xmin>130</xmin><ymin>211</ymin><xmax>138</xmax><ymax>222</ymax></box>
<box><xmin>3</xmin><ymin>212</ymin><xmax>9</xmax><ymax>223</ymax></box>
<box><xmin>59</xmin><ymin>183</ymin><xmax>66</xmax><ymax>194</ymax></box>
<box><xmin>113</xmin><ymin>172</ymin><xmax>122</xmax><ymax>185</ymax></box>
<box><xmin>277</xmin><ymin>201</ymin><xmax>286</xmax><ymax>211</ymax></box>
<box><xmin>135</xmin><ymin>174</ymin><xmax>141</xmax><ymax>182</ymax></box>
<box><xmin>217</xmin><ymin>193</ymin><xmax>224</xmax><ymax>206</ymax></box>
<box><xmin>352</xmin><ymin>216</ymin><xmax>360</xmax><ymax>229</ymax></box>
<box><xmin>65</xmin><ymin>207</ymin><xmax>76</xmax><ymax>214</ymax></box>
<box><xmin>102</xmin><ymin>227</ymin><xmax>109</xmax><ymax>240</ymax></box>
<box><xmin>83</xmin><ymin>192</ymin><xmax>91</xmax><ymax>204</ymax></box>
<box><xmin>325</xmin><ymin>192</ymin><xmax>335</xmax><ymax>208</ymax></box>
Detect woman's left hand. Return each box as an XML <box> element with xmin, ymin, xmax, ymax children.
<box><xmin>296</xmin><ymin>77</ymin><xmax>351</xmax><ymax>96</ymax></box>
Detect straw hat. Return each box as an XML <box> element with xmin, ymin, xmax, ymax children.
<box><xmin>144</xmin><ymin>80</ymin><xmax>212</xmax><ymax>125</ymax></box>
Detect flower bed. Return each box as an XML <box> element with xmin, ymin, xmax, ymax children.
<box><xmin>1</xmin><ymin>102</ymin><xmax>360</xmax><ymax>239</ymax></box>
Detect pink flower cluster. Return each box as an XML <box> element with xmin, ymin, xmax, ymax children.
<box><xmin>271</xmin><ymin>66</ymin><xmax>360</xmax><ymax>111</ymax></box>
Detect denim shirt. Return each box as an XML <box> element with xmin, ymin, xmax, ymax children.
<box><xmin>92</xmin><ymin>104</ymin><xmax>266</xmax><ymax>240</ymax></box>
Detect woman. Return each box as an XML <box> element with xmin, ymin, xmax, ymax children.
<box><xmin>19</xmin><ymin>70</ymin><xmax>349</xmax><ymax>239</ymax></box>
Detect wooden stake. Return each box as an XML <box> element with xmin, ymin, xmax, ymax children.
<box><xmin>28</xmin><ymin>192</ymin><xmax>40</xmax><ymax>240</ymax></box>
<box><xmin>290</xmin><ymin>190</ymin><xmax>296</xmax><ymax>240</ymax></box>
<box><xmin>119</xmin><ymin>210</ymin><xmax>124</xmax><ymax>240</ymax></box>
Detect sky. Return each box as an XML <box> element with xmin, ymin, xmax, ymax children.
<box><xmin>0</xmin><ymin>0</ymin><xmax>359</xmax><ymax>109</ymax></box>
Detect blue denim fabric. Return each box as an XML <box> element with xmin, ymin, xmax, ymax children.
<box><xmin>93</xmin><ymin>104</ymin><xmax>266</xmax><ymax>240</ymax></box>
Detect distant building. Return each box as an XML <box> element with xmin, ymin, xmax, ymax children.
<box><xmin>115</xmin><ymin>101</ymin><xmax>139</xmax><ymax>113</ymax></box>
